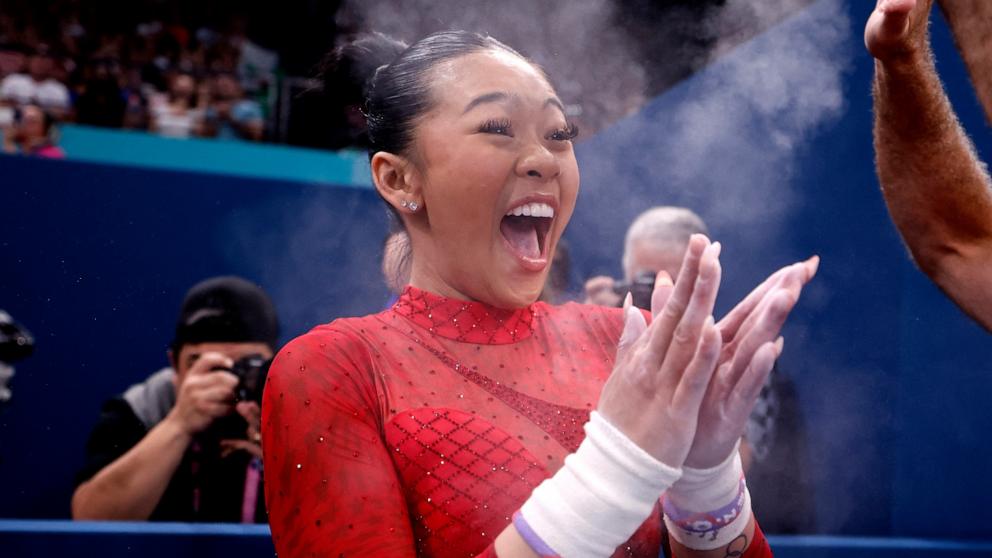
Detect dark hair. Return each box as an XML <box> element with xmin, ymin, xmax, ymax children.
<box><xmin>14</xmin><ymin>104</ymin><xmax>56</xmax><ymax>134</ymax></box>
<box><xmin>318</xmin><ymin>33</ymin><xmax>407</xmax><ymax>123</ymax></box>
<box><xmin>321</xmin><ymin>30</ymin><xmax>531</xmax><ymax>159</ymax></box>
<box><xmin>170</xmin><ymin>276</ymin><xmax>280</xmax><ymax>356</ymax></box>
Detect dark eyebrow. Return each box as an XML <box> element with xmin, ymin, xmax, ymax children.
<box><xmin>545</xmin><ymin>97</ymin><xmax>566</xmax><ymax>115</ymax></box>
<box><xmin>463</xmin><ymin>92</ymin><xmax>509</xmax><ymax>114</ymax></box>
<box><xmin>462</xmin><ymin>92</ymin><xmax>567</xmax><ymax>117</ymax></box>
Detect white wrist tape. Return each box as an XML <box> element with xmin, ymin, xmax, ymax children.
<box><xmin>663</xmin><ymin>446</ymin><xmax>751</xmax><ymax>550</ymax></box>
<box><xmin>519</xmin><ymin>411</ymin><xmax>682</xmax><ymax>558</ymax></box>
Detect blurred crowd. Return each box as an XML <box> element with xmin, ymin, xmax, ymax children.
<box><xmin>0</xmin><ymin>0</ymin><xmax>277</xmax><ymax>150</ymax></box>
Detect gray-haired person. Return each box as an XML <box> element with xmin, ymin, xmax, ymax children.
<box><xmin>585</xmin><ymin>206</ymin><xmax>814</xmax><ymax>533</ymax></box>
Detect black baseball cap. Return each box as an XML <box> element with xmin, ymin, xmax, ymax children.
<box><xmin>171</xmin><ymin>276</ymin><xmax>279</xmax><ymax>353</ymax></box>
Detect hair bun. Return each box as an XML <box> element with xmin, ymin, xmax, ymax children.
<box><xmin>319</xmin><ymin>32</ymin><xmax>408</xmax><ymax>108</ymax></box>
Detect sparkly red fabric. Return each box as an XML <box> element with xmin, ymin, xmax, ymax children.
<box><xmin>263</xmin><ymin>286</ymin><xmax>773</xmax><ymax>558</ymax></box>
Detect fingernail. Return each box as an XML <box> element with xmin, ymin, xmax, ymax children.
<box><xmin>712</xmin><ymin>241</ymin><xmax>722</xmax><ymax>258</ymax></box>
<box><xmin>619</xmin><ymin>300</ymin><xmax>643</xmax><ymax>347</ymax></box>
<box><xmin>689</xmin><ymin>233</ymin><xmax>708</xmax><ymax>253</ymax></box>
<box><xmin>774</xmin><ymin>336</ymin><xmax>785</xmax><ymax>354</ymax></box>
<box><xmin>657</xmin><ymin>271</ymin><xmax>674</xmax><ymax>287</ymax></box>
<box><xmin>623</xmin><ymin>291</ymin><xmax>633</xmax><ymax>311</ymax></box>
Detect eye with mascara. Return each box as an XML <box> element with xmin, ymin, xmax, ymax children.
<box><xmin>479</xmin><ymin>118</ymin><xmax>513</xmax><ymax>136</ymax></box>
<box><xmin>549</xmin><ymin>122</ymin><xmax>579</xmax><ymax>142</ymax></box>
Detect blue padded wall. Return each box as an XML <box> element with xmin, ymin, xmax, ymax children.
<box><xmin>0</xmin><ymin>156</ymin><xmax>391</xmax><ymax>518</ymax></box>
<box><xmin>1</xmin><ymin>0</ymin><xmax>991</xmax><ymax>542</ymax></box>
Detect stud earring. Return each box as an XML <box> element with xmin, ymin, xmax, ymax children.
<box><xmin>408</xmin><ymin>201</ymin><xmax>419</xmax><ymax>211</ymax></box>
<box><xmin>401</xmin><ymin>200</ymin><xmax>409</xmax><ymax>209</ymax></box>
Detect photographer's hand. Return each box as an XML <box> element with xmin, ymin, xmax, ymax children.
<box><xmin>72</xmin><ymin>353</ymin><xmax>237</xmax><ymax>521</ymax></box>
<box><xmin>583</xmin><ymin>275</ymin><xmax>623</xmax><ymax>307</ymax></box>
<box><xmin>167</xmin><ymin>352</ymin><xmax>238</xmax><ymax>435</ymax></box>
<box><xmin>220</xmin><ymin>401</ymin><xmax>263</xmax><ymax>459</ymax></box>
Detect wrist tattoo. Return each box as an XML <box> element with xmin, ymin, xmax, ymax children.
<box><xmin>723</xmin><ymin>533</ymin><xmax>748</xmax><ymax>557</ymax></box>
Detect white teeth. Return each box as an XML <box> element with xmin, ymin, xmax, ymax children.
<box><xmin>506</xmin><ymin>202</ymin><xmax>555</xmax><ymax>218</ymax></box>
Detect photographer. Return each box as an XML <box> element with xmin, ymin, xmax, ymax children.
<box><xmin>72</xmin><ymin>276</ymin><xmax>279</xmax><ymax>522</ymax></box>
<box><xmin>584</xmin><ymin>206</ymin><xmax>707</xmax><ymax>309</ymax></box>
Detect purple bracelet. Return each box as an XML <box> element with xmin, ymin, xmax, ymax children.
<box><xmin>512</xmin><ymin>511</ymin><xmax>560</xmax><ymax>558</ymax></box>
<box><xmin>663</xmin><ymin>475</ymin><xmax>747</xmax><ymax>535</ymax></box>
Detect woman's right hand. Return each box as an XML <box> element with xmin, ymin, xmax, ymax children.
<box><xmin>597</xmin><ymin>234</ymin><xmax>724</xmax><ymax>468</ymax></box>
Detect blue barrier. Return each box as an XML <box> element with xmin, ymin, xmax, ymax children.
<box><xmin>50</xmin><ymin>124</ymin><xmax>373</xmax><ymax>188</ymax></box>
<box><xmin>0</xmin><ymin>521</ymin><xmax>274</xmax><ymax>557</ymax></box>
<box><xmin>1</xmin><ymin>521</ymin><xmax>991</xmax><ymax>558</ymax></box>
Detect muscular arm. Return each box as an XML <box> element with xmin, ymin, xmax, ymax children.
<box><xmin>938</xmin><ymin>0</ymin><xmax>992</xmax><ymax>124</ymax></box>
<box><xmin>869</xmin><ymin>0</ymin><xmax>992</xmax><ymax>331</ymax></box>
<box><xmin>71</xmin><ymin>414</ymin><xmax>191</xmax><ymax>520</ymax></box>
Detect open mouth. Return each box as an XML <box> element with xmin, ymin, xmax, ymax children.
<box><xmin>500</xmin><ymin>202</ymin><xmax>554</xmax><ymax>263</ymax></box>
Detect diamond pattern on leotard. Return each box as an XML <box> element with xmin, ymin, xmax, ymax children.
<box><xmin>380</xmin><ymin>311</ymin><xmax>590</xmax><ymax>453</ymax></box>
<box><xmin>386</xmin><ymin>408</ymin><xmax>549</xmax><ymax>558</ymax></box>
<box><xmin>392</xmin><ymin>286</ymin><xmax>535</xmax><ymax>345</ymax></box>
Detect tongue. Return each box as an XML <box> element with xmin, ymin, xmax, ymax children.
<box><xmin>500</xmin><ymin>216</ymin><xmax>541</xmax><ymax>260</ymax></box>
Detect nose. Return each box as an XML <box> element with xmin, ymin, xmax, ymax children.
<box><xmin>515</xmin><ymin>143</ymin><xmax>560</xmax><ymax>181</ymax></box>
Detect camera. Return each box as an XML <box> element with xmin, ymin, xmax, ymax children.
<box><xmin>228</xmin><ymin>353</ymin><xmax>272</xmax><ymax>405</ymax></box>
<box><xmin>202</xmin><ymin>353</ymin><xmax>271</xmax><ymax>446</ymax></box>
<box><xmin>611</xmin><ymin>271</ymin><xmax>657</xmax><ymax>310</ymax></box>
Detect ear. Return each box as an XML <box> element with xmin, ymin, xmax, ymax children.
<box><xmin>167</xmin><ymin>348</ymin><xmax>180</xmax><ymax>388</ymax></box>
<box><xmin>371</xmin><ymin>151</ymin><xmax>424</xmax><ymax>215</ymax></box>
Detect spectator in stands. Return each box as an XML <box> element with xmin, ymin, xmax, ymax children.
<box><xmin>149</xmin><ymin>71</ymin><xmax>206</xmax><ymax>138</ymax></box>
<box><xmin>74</xmin><ymin>57</ymin><xmax>126</xmax><ymax>128</ymax></box>
<box><xmin>2</xmin><ymin>103</ymin><xmax>65</xmax><ymax>158</ymax></box>
<box><xmin>204</xmin><ymin>73</ymin><xmax>264</xmax><ymax>141</ymax></box>
<box><xmin>120</xmin><ymin>66</ymin><xmax>151</xmax><ymax>130</ymax></box>
<box><xmin>72</xmin><ymin>276</ymin><xmax>279</xmax><ymax>522</ymax></box>
<box><xmin>0</xmin><ymin>46</ymin><xmax>71</xmax><ymax>118</ymax></box>
<box><xmin>583</xmin><ymin>206</ymin><xmax>815</xmax><ymax>533</ymax></box>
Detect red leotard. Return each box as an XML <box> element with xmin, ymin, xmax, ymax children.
<box><xmin>263</xmin><ymin>286</ymin><xmax>773</xmax><ymax>558</ymax></box>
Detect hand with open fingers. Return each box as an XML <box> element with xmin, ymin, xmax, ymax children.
<box><xmin>597</xmin><ymin>234</ymin><xmax>724</xmax><ymax>468</ymax></box>
<box><xmin>865</xmin><ymin>0</ymin><xmax>934</xmax><ymax>63</ymax></box>
<box><xmin>683</xmin><ymin>256</ymin><xmax>820</xmax><ymax>469</ymax></box>
<box><xmin>168</xmin><ymin>352</ymin><xmax>239</xmax><ymax>436</ymax></box>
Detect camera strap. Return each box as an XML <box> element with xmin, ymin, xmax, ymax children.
<box><xmin>241</xmin><ymin>456</ymin><xmax>263</xmax><ymax>523</ymax></box>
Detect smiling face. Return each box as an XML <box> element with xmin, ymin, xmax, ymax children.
<box><xmin>381</xmin><ymin>49</ymin><xmax>580</xmax><ymax>309</ymax></box>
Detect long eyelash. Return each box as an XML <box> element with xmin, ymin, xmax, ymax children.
<box><xmin>480</xmin><ymin>118</ymin><xmax>512</xmax><ymax>135</ymax></box>
<box><xmin>551</xmin><ymin>122</ymin><xmax>579</xmax><ymax>142</ymax></box>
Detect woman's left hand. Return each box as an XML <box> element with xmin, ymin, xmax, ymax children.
<box><xmin>683</xmin><ymin>256</ymin><xmax>819</xmax><ymax>469</ymax></box>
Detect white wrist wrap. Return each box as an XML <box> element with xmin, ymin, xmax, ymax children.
<box><xmin>519</xmin><ymin>411</ymin><xmax>682</xmax><ymax>558</ymax></box>
<box><xmin>663</xmin><ymin>446</ymin><xmax>751</xmax><ymax>550</ymax></box>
